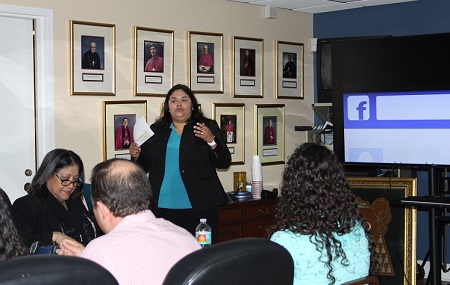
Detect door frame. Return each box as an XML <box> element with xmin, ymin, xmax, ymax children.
<box><xmin>0</xmin><ymin>4</ymin><xmax>55</xmax><ymax>163</ymax></box>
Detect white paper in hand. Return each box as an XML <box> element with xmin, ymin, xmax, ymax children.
<box><xmin>133</xmin><ymin>117</ymin><xmax>154</xmax><ymax>146</ymax></box>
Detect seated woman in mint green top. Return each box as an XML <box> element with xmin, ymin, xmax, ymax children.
<box><xmin>268</xmin><ymin>143</ymin><xmax>378</xmax><ymax>285</ymax></box>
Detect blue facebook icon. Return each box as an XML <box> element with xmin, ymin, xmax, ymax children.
<box><xmin>357</xmin><ymin>101</ymin><xmax>367</xmax><ymax>120</ymax></box>
<box><xmin>347</xmin><ymin>95</ymin><xmax>370</xmax><ymax>120</ymax></box>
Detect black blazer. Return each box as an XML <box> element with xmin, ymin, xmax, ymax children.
<box><xmin>137</xmin><ymin>119</ymin><xmax>231</xmax><ymax>211</ymax></box>
<box><xmin>11</xmin><ymin>192</ymin><xmax>99</xmax><ymax>247</ymax></box>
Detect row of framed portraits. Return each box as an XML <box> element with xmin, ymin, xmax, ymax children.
<box><xmin>71</xmin><ymin>20</ymin><xmax>304</xmax><ymax>99</ymax></box>
<box><xmin>103</xmin><ymin>101</ymin><xmax>285</xmax><ymax>166</ymax></box>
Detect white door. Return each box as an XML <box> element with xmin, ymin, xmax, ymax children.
<box><xmin>0</xmin><ymin>16</ymin><xmax>36</xmax><ymax>202</ymax></box>
<box><xmin>0</xmin><ymin>4</ymin><xmax>54</xmax><ymax>203</ymax></box>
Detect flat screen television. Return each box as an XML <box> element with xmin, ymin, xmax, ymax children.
<box><xmin>332</xmin><ymin>32</ymin><xmax>450</xmax><ymax>167</ymax></box>
<box><xmin>339</xmin><ymin>90</ymin><xmax>450</xmax><ymax>166</ymax></box>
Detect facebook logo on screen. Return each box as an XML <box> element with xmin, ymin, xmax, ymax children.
<box><xmin>347</xmin><ymin>96</ymin><xmax>370</xmax><ymax>120</ymax></box>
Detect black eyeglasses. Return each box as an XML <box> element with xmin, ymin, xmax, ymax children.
<box><xmin>54</xmin><ymin>173</ymin><xmax>83</xmax><ymax>187</ymax></box>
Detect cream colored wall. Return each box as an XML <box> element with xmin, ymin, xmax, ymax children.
<box><xmin>3</xmin><ymin>0</ymin><xmax>314</xmax><ymax>192</ymax></box>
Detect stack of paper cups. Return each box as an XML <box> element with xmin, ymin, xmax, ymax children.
<box><xmin>251</xmin><ymin>155</ymin><xmax>263</xmax><ymax>200</ymax></box>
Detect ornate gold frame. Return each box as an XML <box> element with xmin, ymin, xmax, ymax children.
<box><xmin>275</xmin><ymin>40</ymin><xmax>304</xmax><ymax>99</ymax></box>
<box><xmin>70</xmin><ymin>20</ymin><xmax>115</xmax><ymax>95</ymax></box>
<box><xmin>233</xmin><ymin>36</ymin><xmax>264</xmax><ymax>98</ymax></box>
<box><xmin>212</xmin><ymin>103</ymin><xmax>245</xmax><ymax>165</ymax></box>
<box><xmin>188</xmin><ymin>31</ymin><xmax>223</xmax><ymax>93</ymax></box>
<box><xmin>347</xmin><ymin>177</ymin><xmax>417</xmax><ymax>285</ymax></box>
<box><xmin>103</xmin><ymin>100</ymin><xmax>147</xmax><ymax>160</ymax></box>
<box><xmin>134</xmin><ymin>26</ymin><xmax>174</xmax><ymax>97</ymax></box>
<box><xmin>254</xmin><ymin>104</ymin><xmax>285</xmax><ymax>165</ymax></box>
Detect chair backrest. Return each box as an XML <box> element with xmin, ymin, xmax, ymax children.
<box><xmin>0</xmin><ymin>255</ymin><xmax>118</xmax><ymax>285</ymax></box>
<box><xmin>162</xmin><ymin>237</ymin><xmax>294</xmax><ymax>285</ymax></box>
<box><xmin>83</xmin><ymin>183</ymin><xmax>93</xmax><ymax>214</ymax></box>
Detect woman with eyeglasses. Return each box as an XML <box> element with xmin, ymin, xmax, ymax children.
<box><xmin>11</xmin><ymin>149</ymin><xmax>100</xmax><ymax>248</ymax></box>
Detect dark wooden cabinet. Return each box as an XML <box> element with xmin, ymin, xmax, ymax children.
<box><xmin>218</xmin><ymin>197</ymin><xmax>278</xmax><ymax>243</ymax></box>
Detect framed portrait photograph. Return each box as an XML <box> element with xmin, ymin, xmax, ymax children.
<box><xmin>70</xmin><ymin>20</ymin><xmax>115</xmax><ymax>95</ymax></box>
<box><xmin>347</xmin><ymin>177</ymin><xmax>417</xmax><ymax>285</ymax></box>
<box><xmin>212</xmin><ymin>103</ymin><xmax>245</xmax><ymax>164</ymax></box>
<box><xmin>276</xmin><ymin>41</ymin><xmax>304</xmax><ymax>99</ymax></box>
<box><xmin>134</xmin><ymin>27</ymin><xmax>174</xmax><ymax>96</ymax></box>
<box><xmin>233</xmin><ymin>36</ymin><xmax>264</xmax><ymax>98</ymax></box>
<box><xmin>103</xmin><ymin>100</ymin><xmax>147</xmax><ymax>160</ymax></box>
<box><xmin>188</xmin><ymin>31</ymin><xmax>223</xmax><ymax>93</ymax></box>
<box><xmin>254</xmin><ymin>104</ymin><xmax>285</xmax><ymax>165</ymax></box>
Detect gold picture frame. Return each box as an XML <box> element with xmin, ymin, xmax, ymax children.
<box><xmin>103</xmin><ymin>100</ymin><xmax>147</xmax><ymax>160</ymax></box>
<box><xmin>347</xmin><ymin>177</ymin><xmax>417</xmax><ymax>285</ymax></box>
<box><xmin>188</xmin><ymin>31</ymin><xmax>223</xmax><ymax>93</ymax></box>
<box><xmin>276</xmin><ymin>40</ymin><xmax>304</xmax><ymax>99</ymax></box>
<box><xmin>134</xmin><ymin>26</ymin><xmax>174</xmax><ymax>96</ymax></box>
<box><xmin>254</xmin><ymin>104</ymin><xmax>285</xmax><ymax>165</ymax></box>
<box><xmin>212</xmin><ymin>103</ymin><xmax>245</xmax><ymax>165</ymax></box>
<box><xmin>70</xmin><ymin>20</ymin><xmax>115</xmax><ymax>95</ymax></box>
<box><xmin>233</xmin><ymin>36</ymin><xmax>264</xmax><ymax>98</ymax></box>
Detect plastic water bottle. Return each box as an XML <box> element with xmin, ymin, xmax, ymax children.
<box><xmin>195</xmin><ymin>218</ymin><xmax>211</xmax><ymax>247</ymax></box>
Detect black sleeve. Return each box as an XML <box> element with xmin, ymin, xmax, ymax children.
<box><xmin>208</xmin><ymin>120</ymin><xmax>232</xmax><ymax>169</ymax></box>
<box><xmin>11</xmin><ymin>196</ymin><xmax>53</xmax><ymax>246</ymax></box>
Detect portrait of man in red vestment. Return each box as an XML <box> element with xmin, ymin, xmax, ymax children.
<box><xmin>197</xmin><ymin>42</ymin><xmax>214</xmax><ymax>73</ymax></box>
<box><xmin>263</xmin><ymin>116</ymin><xmax>277</xmax><ymax>146</ymax></box>
<box><xmin>220</xmin><ymin>115</ymin><xmax>237</xmax><ymax>144</ymax></box>
<box><xmin>114</xmin><ymin>115</ymin><xmax>136</xmax><ymax>150</ymax></box>
<box><xmin>240</xmin><ymin>48</ymin><xmax>255</xmax><ymax>77</ymax></box>
<box><xmin>144</xmin><ymin>41</ymin><xmax>164</xmax><ymax>72</ymax></box>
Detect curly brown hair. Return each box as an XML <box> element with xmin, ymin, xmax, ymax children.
<box><xmin>268</xmin><ymin>142</ymin><xmax>378</xmax><ymax>284</ymax></box>
<box><xmin>0</xmin><ymin>188</ymin><xmax>27</xmax><ymax>261</ymax></box>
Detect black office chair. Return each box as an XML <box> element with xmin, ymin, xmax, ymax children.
<box><xmin>0</xmin><ymin>255</ymin><xmax>118</xmax><ymax>285</ymax></box>
<box><xmin>162</xmin><ymin>237</ymin><xmax>294</xmax><ymax>285</ymax></box>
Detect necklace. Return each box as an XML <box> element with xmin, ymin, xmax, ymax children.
<box><xmin>88</xmin><ymin>52</ymin><xmax>96</xmax><ymax>67</ymax></box>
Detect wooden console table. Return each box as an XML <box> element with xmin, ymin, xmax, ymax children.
<box><xmin>218</xmin><ymin>197</ymin><xmax>278</xmax><ymax>243</ymax></box>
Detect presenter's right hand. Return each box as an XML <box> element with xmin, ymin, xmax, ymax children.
<box><xmin>129</xmin><ymin>143</ymin><xmax>141</xmax><ymax>159</ymax></box>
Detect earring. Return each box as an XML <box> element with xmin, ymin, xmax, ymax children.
<box><xmin>192</xmin><ymin>107</ymin><xmax>194</xmax><ymax>110</ymax></box>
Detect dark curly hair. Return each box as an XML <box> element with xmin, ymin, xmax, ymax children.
<box><xmin>0</xmin><ymin>188</ymin><xmax>27</xmax><ymax>261</ymax></box>
<box><xmin>268</xmin><ymin>142</ymin><xmax>378</xmax><ymax>284</ymax></box>
<box><xmin>152</xmin><ymin>84</ymin><xmax>208</xmax><ymax>132</ymax></box>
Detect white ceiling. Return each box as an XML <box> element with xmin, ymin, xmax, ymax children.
<box><xmin>227</xmin><ymin>0</ymin><xmax>417</xmax><ymax>14</ymax></box>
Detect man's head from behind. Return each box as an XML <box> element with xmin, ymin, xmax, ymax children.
<box><xmin>90</xmin><ymin>159</ymin><xmax>151</xmax><ymax>221</ymax></box>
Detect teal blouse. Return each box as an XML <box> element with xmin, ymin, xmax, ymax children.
<box><xmin>158</xmin><ymin>124</ymin><xmax>192</xmax><ymax>209</ymax></box>
<box><xmin>270</xmin><ymin>223</ymin><xmax>370</xmax><ymax>284</ymax></box>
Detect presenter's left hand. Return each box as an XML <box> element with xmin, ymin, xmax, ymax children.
<box><xmin>193</xmin><ymin>122</ymin><xmax>214</xmax><ymax>143</ymax></box>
